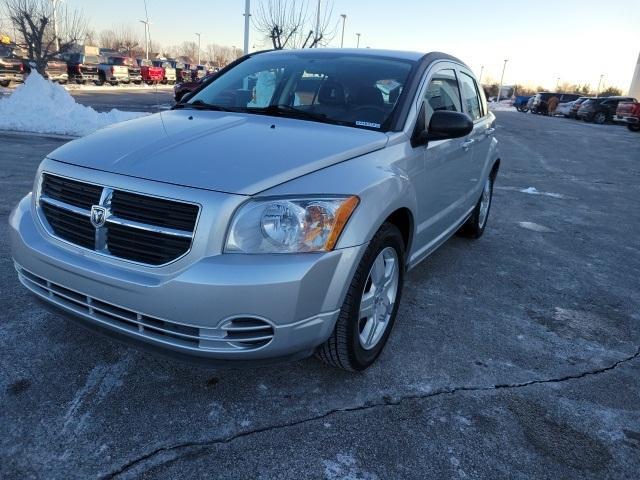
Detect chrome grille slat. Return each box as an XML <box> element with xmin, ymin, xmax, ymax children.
<box><xmin>38</xmin><ymin>173</ymin><xmax>199</xmax><ymax>266</ymax></box>
<box><xmin>16</xmin><ymin>266</ymin><xmax>275</xmax><ymax>352</ymax></box>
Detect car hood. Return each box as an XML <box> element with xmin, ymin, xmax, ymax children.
<box><xmin>48</xmin><ymin>110</ymin><xmax>388</xmax><ymax>195</ymax></box>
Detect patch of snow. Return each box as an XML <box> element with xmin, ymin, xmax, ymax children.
<box><xmin>0</xmin><ymin>72</ymin><xmax>148</xmax><ymax>136</ymax></box>
<box><xmin>323</xmin><ymin>453</ymin><xmax>378</xmax><ymax>480</ymax></box>
<box><xmin>64</xmin><ymin>82</ymin><xmax>174</xmax><ymax>92</ymax></box>
<box><xmin>488</xmin><ymin>100</ymin><xmax>515</xmax><ymax>112</ymax></box>
<box><xmin>519</xmin><ymin>186</ymin><xmax>566</xmax><ymax>199</ymax></box>
<box><xmin>518</xmin><ymin>222</ymin><xmax>554</xmax><ymax>233</ymax></box>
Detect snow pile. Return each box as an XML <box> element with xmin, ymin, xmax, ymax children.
<box><xmin>0</xmin><ymin>72</ymin><xmax>148</xmax><ymax>136</ymax></box>
<box><xmin>488</xmin><ymin>100</ymin><xmax>515</xmax><ymax>112</ymax></box>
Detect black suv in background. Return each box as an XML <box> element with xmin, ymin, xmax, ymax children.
<box><xmin>576</xmin><ymin>96</ymin><xmax>638</xmax><ymax>124</ymax></box>
<box><xmin>531</xmin><ymin>92</ymin><xmax>581</xmax><ymax>114</ymax></box>
<box><xmin>568</xmin><ymin>97</ymin><xmax>593</xmax><ymax>118</ymax></box>
<box><xmin>64</xmin><ymin>53</ymin><xmax>100</xmax><ymax>84</ymax></box>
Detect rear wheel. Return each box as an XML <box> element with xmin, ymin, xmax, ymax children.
<box><xmin>628</xmin><ymin>124</ymin><xmax>640</xmax><ymax>132</ymax></box>
<box><xmin>316</xmin><ymin>223</ymin><xmax>405</xmax><ymax>372</ymax></box>
<box><xmin>460</xmin><ymin>173</ymin><xmax>494</xmax><ymax>239</ymax></box>
<box><xmin>0</xmin><ymin>80</ymin><xmax>9</xmax><ymax>87</ymax></box>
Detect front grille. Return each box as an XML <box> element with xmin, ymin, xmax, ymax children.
<box><xmin>16</xmin><ymin>266</ymin><xmax>275</xmax><ymax>352</ymax></box>
<box><xmin>42</xmin><ymin>173</ymin><xmax>102</xmax><ymax>209</ymax></box>
<box><xmin>38</xmin><ymin>173</ymin><xmax>199</xmax><ymax>266</ymax></box>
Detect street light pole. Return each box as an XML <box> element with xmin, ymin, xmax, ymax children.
<box><xmin>356</xmin><ymin>33</ymin><xmax>361</xmax><ymax>48</ymax></box>
<box><xmin>315</xmin><ymin>0</ymin><xmax>321</xmax><ymax>47</ymax></box>
<box><xmin>243</xmin><ymin>0</ymin><xmax>251</xmax><ymax>55</ymax></box>
<box><xmin>51</xmin><ymin>0</ymin><xmax>61</xmax><ymax>51</ymax></box>
<box><xmin>479</xmin><ymin>65</ymin><xmax>484</xmax><ymax>84</ymax></box>
<box><xmin>596</xmin><ymin>74</ymin><xmax>604</xmax><ymax>97</ymax></box>
<box><xmin>497</xmin><ymin>59</ymin><xmax>508</xmax><ymax>102</ymax></box>
<box><xmin>195</xmin><ymin>33</ymin><xmax>201</xmax><ymax>65</ymax></box>
<box><xmin>556</xmin><ymin>77</ymin><xmax>560</xmax><ymax>91</ymax></box>
<box><xmin>139</xmin><ymin>20</ymin><xmax>149</xmax><ymax>60</ymax></box>
<box><xmin>340</xmin><ymin>14</ymin><xmax>346</xmax><ymax>48</ymax></box>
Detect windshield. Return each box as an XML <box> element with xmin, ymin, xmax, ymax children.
<box><xmin>188</xmin><ymin>53</ymin><xmax>415</xmax><ymax>131</ymax></box>
<box><xmin>110</xmin><ymin>57</ymin><xmax>134</xmax><ymax>66</ymax></box>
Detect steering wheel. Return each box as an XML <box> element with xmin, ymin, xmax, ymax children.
<box><xmin>349</xmin><ymin>105</ymin><xmax>387</xmax><ymax>120</ymax></box>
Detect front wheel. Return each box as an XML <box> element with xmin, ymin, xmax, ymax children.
<box><xmin>316</xmin><ymin>223</ymin><xmax>405</xmax><ymax>371</ymax></box>
<box><xmin>593</xmin><ymin>112</ymin><xmax>607</xmax><ymax>124</ymax></box>
<box><xmin>460</xmin><ymin>174</ymin><xmax>494</xmax><ymax>238</ymax></box>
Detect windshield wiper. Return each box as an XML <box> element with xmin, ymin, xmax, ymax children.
<box><xmin>173</xmin><ymin>100</ymin><xmax>233</xmax><ymax>112</ymax></box>
<box><xmin>250</xmin><ymin>105</ymin><xmax>345</xmax><ymax>126</ymax></box>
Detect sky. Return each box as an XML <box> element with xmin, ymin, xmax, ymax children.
<box><xmin>61</xmin><ymin>0</ymin><xmax>640</xmax><ymax>91</ymax></box>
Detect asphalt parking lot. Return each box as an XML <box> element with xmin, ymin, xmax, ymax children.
<box><xmin>1</xmin><ymin>111</ymin><xmax>639</xmax><ymax>479</ymax></box>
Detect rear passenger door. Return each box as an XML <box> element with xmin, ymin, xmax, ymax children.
<box><xmin>457</xmin><ymin>69</ymin><xmax>494</xmax><ymax>210</ymax></box>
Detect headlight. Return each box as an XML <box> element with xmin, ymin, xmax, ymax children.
<box><xmin>225</xmin><ymin>196</ymin><xmax>359</xmax><ymax>253</ymax></box>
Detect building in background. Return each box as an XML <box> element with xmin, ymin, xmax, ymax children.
<box><xmin>629</xmin><ymin>52</ymin><xmax>640</xmax><ymax>99</ymax></box>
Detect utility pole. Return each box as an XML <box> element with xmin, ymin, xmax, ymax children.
<box><xmin>51</xmin><ymin>0</ymin><xmax>61</xmax><ymax>51</ymax></box>
<box><xmin>314</xmin><ymin>0</ymin><xmax>321</xmax><ymax>47</ymax></box>
<box><xmin>479</xmin><ymin>65</ymin><xmax>484</xmax><ymax>84</ymax></box>
<box><xmin>497</xmin><ymin>59</ymin><xmax>508</xmax><ymax>102</ymax></box>
<box><xmin>596</xmin><ymin>74</ymin><xmax>604</xmax><ymax>97</ymax></box>
<box><xmin>356</xmin><ymin>33</ymin><xmax>361</xmax><ymax>48</ymax></box>
<box><xmin>195</xmin><ymin>33</ymin><xmax>201</xmax><ymax>65</ymax></box>
<box><xmin>556</xmin><ymin>77</ymin><xmax>560</xmax><ymax>91</ymax></box>
<box><xmin>340</xmin><ymin>14</ymin><xmax>346</xmax><ymax>48</ymax></box>
<box><xmin>243</xmin><ymin>0</ymin><xmax>251</xmax><ymax>55</ymax></box>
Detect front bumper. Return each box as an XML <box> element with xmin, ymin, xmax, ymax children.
<box><xmin>0</xmin><ymin>72</ymin><xmax>24</xmax><ymax>82</ymax></box>
<box><xmin>615</xmin><ymin>115</ymin><xmax>639</xmax><ymax>125</ymax></box>
<box><xmin>10</xmin><ymin>192</ymin><xmax>365</xmax><ymax>362</ymax></box>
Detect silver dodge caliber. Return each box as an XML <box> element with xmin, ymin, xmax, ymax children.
<box><xmin>10</xmin><ymin>49</ymin><xmax>499</xmax><ymax>371</ymax></box>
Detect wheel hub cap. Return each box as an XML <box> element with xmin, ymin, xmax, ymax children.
<box><xmin>358</xmin><ymin>247</ymin><xmax>399</xmax><ymax>350</ymax></box>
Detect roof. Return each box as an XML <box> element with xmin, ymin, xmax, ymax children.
<box><xmin>261</xmin><ymin>48</ymin><xmax>429</xmax><ymax>62</ymax></box>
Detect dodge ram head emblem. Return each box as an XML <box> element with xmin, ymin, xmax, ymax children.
<box><xmin>90</xmin><ymin>205</ymin><xmax>107</xmax><ymax>228</ymax></box>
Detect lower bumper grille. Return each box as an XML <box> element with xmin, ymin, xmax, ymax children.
<box><xmin>17</xmin><ymin>266</ymin><xmax>275</xmax><ymax>352</ymax></box>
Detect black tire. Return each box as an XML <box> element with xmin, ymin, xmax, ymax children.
<box><xmin>316</xmin><ymin>223</ymin><xmax>405</xmax><ymax>372</ymax></box>
<box><xmin>175</xmin><ymin>91</ymin><xmax>186</xmax><ymax>103</ymax></box>
<box><xmin>0</xmin><ymin>80</ymin><xmax>9</xmax><ymax>88</ymax></box>
<box><xmin>459</xmin><ymin>172</ymin><xmax>495</xmax><ymax>239</ymax></box>
<box><xmin>593</xmin><ymin>112</ymin><xmax>607</xmax><ymax>124</ymax></box>
<box><xmin>628</xmin><ymin>124</ymin><xmax>640</xmax><ymax>132</ymax></box>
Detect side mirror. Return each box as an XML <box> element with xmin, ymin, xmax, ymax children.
<box><xmin>426</xmin><ymin>110</ymin><xmax>474</xmax><ymax>141</ymax></box>
<box><xmin>411</xmin><ymin>106</ymin><xmax>474</xmax><ymax>147</ymax></box>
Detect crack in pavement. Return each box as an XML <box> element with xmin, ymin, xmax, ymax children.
<box><xmin>102</xmin><ymin>346</ymin><xmax>640</xmax><ymax>479</ymax></box>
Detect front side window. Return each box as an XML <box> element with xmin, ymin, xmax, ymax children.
<box><xmin>423</xmin><ymin>69</ymin><xmax>462</xmax><ymax>125</ymax></box>
<box><xmin>188</xmin><ymin>53</ymin><xmax>415</xmax><ymax>131</ymax></box>
<box><xmin>459</xmin><ymin>72</ymin><xmax>483</xmax><ymax>121</ymax></box>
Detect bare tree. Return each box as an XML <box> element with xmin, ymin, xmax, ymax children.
<box><xmin>113</xmin><ymin>24</ymin><xmax>139</xmax><ymax>56</ymax></box>
<box><xmin>98</xmin><ymin>29</ymin><xmax>117</xmax><ymax>50</ymax></box>
<box><xmin>3</xmin><ymin>0</ymin><xmax>87</xmax><ymax>74</ymax></box>
<box><xmin>179</xmin><ymin>40</ymin><xmax>198</xmax><ymax>63</ymax></box>
<box><xmin>253</xmin><ymin>0</ymin><xmax>336</xmax><ymax>50</ymax></box>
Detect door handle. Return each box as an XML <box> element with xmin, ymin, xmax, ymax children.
<box><xmin>461</xmin><ymin>139</ymin><xmax>475</xmax><ymax>151</ymax></box>
<box><xmin>485</xmin><ymin>127</ymin><xmax>496</xmax><ymax>136</ymax></box>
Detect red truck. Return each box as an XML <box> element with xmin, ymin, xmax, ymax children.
<box><xmin>616</xmin><ymin>101</ymin><xmax>640</xmax><ymax>132</ymax></box>
<box><xmin>137</xmin><ymin>58</ymin><xmax>164</xmax><ymax>85</ymax></box>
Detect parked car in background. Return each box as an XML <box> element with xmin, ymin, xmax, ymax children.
<box><xmin>568</xmin><ymin>97</ymin><xmax>592</xmax><ymax>118</ymax></box>
<box><xmin>137</xmin><ymin>58</ymin><xmax>164</xmax><ymax>84</ymax></box>
<box><xmin>577</xmin><ymin>96</ymin><xmax>637</xmax><ymax>124</ymax></box>
<box><xmin>173</xmin><ymin>72</ymin><xmax>215</xmax><ymax>102</ymax></box>
<box><xmin>615</xmin><ymin>101</ymin><xmax>640</xmax><ymax>131</ymax></box>
<box><xmin>194</xmin><ymin>65</ymin><xmax>207</xmax><ymax>80</ymax></box>
<box><xmin>109</xmin><ymin>57</ymin><xmax>141</xmax><ymax>84</ymax></box>
<box><xmin>513</xmin><ymin>95</ymin><xmax>532</xmax><ymax>112</ymax></box>
<box><xmin>10</xmin><ymin>49</ymin><xmax>499</xmax><ymax>371</ymax></box>
<box><xmin>553</xmin><ymin>101</ymin><xmax>574</xmax><ymax>117</ymax></box>
<box><xmin>98</xmin><ymin>57</ymin><xmax>130</xmax><ymax>85</ymax></box>
<box><xmin>531</xmin><ymin>92</ymin><xmax>581</xmax><ymax>114</ymax></box>
<box><xmin>153</xmin><ymin>60</ymin><xmax>177</xmax><ymax>84</ymax></box>
<box><xmin>65</xmin><ymin>53</ymin><xmax>100</xmax><ymax>84</ymax></box>
<box><xmin>174</xmin><ymin>61</ymin><xmax>192</xmax><ymax>82</ymax></box>
<box><xmin>0</xmin><ymin>44</ymin><xmax>25</xmax><ymax>87</ymax></box>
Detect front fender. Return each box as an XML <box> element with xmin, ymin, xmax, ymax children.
<box><xmin>260</xmin><ymin>139</ymin><xmax>419</xmax><ymax>250</ymax></box>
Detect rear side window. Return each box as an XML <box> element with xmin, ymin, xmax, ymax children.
<box><xmin>423</xmin><ymin>69</ymin><xmax>462</xmax><ymax>125</ymax></box>
<box><xmin>459</xmin><ymin>72</ymin><xmax>483</xmax><ymax>121</ymax></box>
